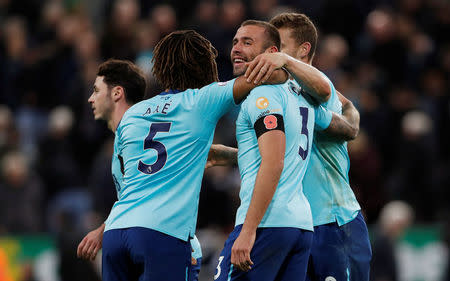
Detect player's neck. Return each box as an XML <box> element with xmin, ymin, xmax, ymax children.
<box><xmin>300</xmin><ymin>57</ymin><xmax>312</xmax><ymax>65</ymax></box>
<box><xmin>108</xmin><ymin>102</ymin><xmax>132</xmax><ymax>132</ymax></box>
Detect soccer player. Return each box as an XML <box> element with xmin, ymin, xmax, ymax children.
<box><xmin>245</xmin><ymin>13</ymin><xmax>372</xmax><ymax>281</ymax></box>
<box><xmin>214</xmin><ymin>20</ymin><xmax>334</xmax><ymax>281</ymax></box>
<box><xmin>78</xmin><ymin>30</ymin><xmax>287</xmax><ymax>281</ymax></box>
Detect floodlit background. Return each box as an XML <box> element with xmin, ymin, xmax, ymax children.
<box><xmin>0</xmin><ymin>0</ymin><xmax>448</xmax><ymax>280</ymax></box>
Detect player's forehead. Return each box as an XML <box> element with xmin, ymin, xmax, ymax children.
<box><xmin>94</xmin><ymin>76</ymin><xmax>107</xmax><ymax>88</ymax></box>
<box><xmin>233</xmin><ymin>25</ymin><xmax>267</xmax><ymax>43</ymax></box>
<box><xmin>278</xmin><ymin>27</ymin><xmax>295</xmax><ymax>44</ymax></box>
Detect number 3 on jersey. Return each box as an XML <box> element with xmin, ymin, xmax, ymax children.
<box><xmin>138</xmin><ymin>122</ymin><xmax>171</xmax><ymax>174</ymax></box>
<box><xmin>298</xmin><ymin>107</ymin><xmax>309</xmax><ymax>160</ymax></box>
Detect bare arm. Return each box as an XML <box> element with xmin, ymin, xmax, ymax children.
<box><xmin>322</xmin><ymin>91</ymin><xmax>360</xmax><ymax>141</ymax></box>
<box><xmin>244</xmin><ymin>52</ymin><xmax>331</xmax><ymax>103</ymax></box>
<box><xmin>231</xmin><ymin>130</ymin><xmax>285</xmax><ymax>271</ymax></box>
<box><xmin>77</xmin><ymin>223</ymin><xmax>105</xmax><ymax>261</ymax></box>
<box><xmin>233</xmin><ymin>68</ymin><xmax>287</xmax><ymax>104</ymax></box>
<box><xmin>206</xmin><ymin>144</ymin><xmax>238</xmax><ymax>168</ymax></box>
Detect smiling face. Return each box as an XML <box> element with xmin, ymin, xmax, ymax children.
<box><xmin>230</xmin><ymin>25</ymin><xmax>269</xmax><ymax>76</ymax></box>
<box><xmin>88</xmin><ymin>76</ymin><xmax>114</xmax><ymax>121</ymax></box>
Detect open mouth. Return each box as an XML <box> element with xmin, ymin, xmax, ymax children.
<box><xmin>233</xmin><ymin>57</ymin><xmax>246</xmax><ymax>67</ymax></box>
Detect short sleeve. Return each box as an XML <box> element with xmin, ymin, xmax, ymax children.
<box><xmin>242</xmin><ymin>85</ymin><xmax>285</xmax><ymax>126</ymax></box>
<box><xmin>314</xmin><ymin>105</ymin><xmax>333</xmax><ymax>131</ymax></box>
<box><xmin>322</xmin><ymin>73</ymin><xmax>339</xmax><ymax>111</ymax></box>
<box><xmin>194</xmin><ymin>78</ymin><xmax>237</xmax><ymax>122</ymax></box>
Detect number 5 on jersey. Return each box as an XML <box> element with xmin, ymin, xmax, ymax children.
<box><xmin>138</xmin><ymin>122</ymin><xmax>171</xmax><ymax>175</ymax></box>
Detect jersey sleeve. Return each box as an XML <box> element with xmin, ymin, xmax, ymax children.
<box><xmin>314</xmin><ymin>105</ymin><xmax>333</xmax><ymax>131</ymax></box>
<box><xmin>322</xmin><ymin>73</ymin><xmax>340</xmax><ymax>111</ymax></box>
<box><xmin>242</xmin><ymin>86</ymin><xmax>285</xmax><ymax>137</ymax></box>
<box><xmin>194</xmin><ymin>78</ymin><xmax>237</xmax><ymax>122</ymax></box>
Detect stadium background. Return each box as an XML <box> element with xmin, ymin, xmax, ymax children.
<box><xmin>0</xmin><ymin>0</ymin><xmax>448</xmax><ymax>280</ymax></box>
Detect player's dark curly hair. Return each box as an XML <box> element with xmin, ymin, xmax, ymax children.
<box><xmin>97</xmin><ymin>59</ymin><xmax>146</xmax><ymax>105</ymax></box>
<box><xmin>152</xmin><ymin>30</ymin><xmax>219</xmax><ymax>92</ymax></box>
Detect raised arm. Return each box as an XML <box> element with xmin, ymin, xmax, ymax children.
<box><xmin>244</xmin><ymin>52</ymin><xmax>331</xmax><ymax>103</ymax></box>
<box><xmin>231</xmin><ymin>130</ymin><xmax>285</xmax><ymax>271</ymax></box>
<box><xmin>322</xmin><ymin>91</ymin><xmax>360</xmax><ymax>141</ymax></box>
<box><xmin>233</xmin><ymin>68</ymin><xmax>288</xmax><ymax>104</ymax></box>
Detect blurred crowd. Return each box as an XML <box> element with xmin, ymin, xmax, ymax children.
<box><xmin>0</xmin><ymin>0</ymin><xmax>449</xmax><ymax>280</ymax></box>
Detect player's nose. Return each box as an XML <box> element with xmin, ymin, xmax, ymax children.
<box><xmin>88</xmin><ymin>93</ymin><xmax>94</xmax><ymax>103</ymax></box>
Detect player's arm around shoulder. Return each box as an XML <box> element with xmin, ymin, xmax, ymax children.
<box><xmin>244</xmin><ymin>52</ymin><xmax>331</xmax><ymax>103</ymax></box>
<box><xmin>318</xmin><ymin>91</ymin><xmax>360</xmax><ymax>141</ymax></box>
<box><xmin>232</xmin><ymin>69</ymin><xmax>288</xmax><ymax>104</ymax></box>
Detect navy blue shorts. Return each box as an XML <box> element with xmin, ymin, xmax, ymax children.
<box><xmin>102</xmin><ymin>227</ymin><xmax>191</xmax><ymax>281</ymax></box>
<box><xmin>190</xmin><ymin>257</ymin><xmax>201</xmax><ymax>281</ymax></box>
<box><xmin>306</xmin><ymin>212</ymin><xmax>372</xmax><ymax>281</ymax></box>
<box><xmin>215</xmin><ymin>224</ymin><xmax>313</xmax><ymax>281</ymax></box>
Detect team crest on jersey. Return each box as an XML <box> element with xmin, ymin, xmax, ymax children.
<box><xmin>218</xmin><ymin>81</ymin><xmax>228</xmax><ymax>86</ymax></box>
<box><xmin>325</xmin><ymin>277</ymin><xmax>337</xmax><ymax>281</ymax></box>
<box><xmin>256</xmin><ymin>97</ymin><xmax>269</xmax><ymax>109</ymax></box>
<box><xmin>263</xmin><ymin>115</ymin><xmax>278</xmax><ymax>129</ymax></box>
<box><xmin>288</xmin><ymin>81</ymin><xmax>301</xmax><ymax>95</ymax></box>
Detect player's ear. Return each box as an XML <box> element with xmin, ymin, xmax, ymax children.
<box><xmin>297</xmin><ymin>42</ymin><xmax>311</xmax><ymax>60</ymax></box>
<box><xmin>265</xmin><ymin>46</ymin><xmax>279</xmax><ymax>53</ymax></box>
<box><xmin>112</xmin><ymin>86</ymin><xmax>125</xmax><ymax>102</ymax></box>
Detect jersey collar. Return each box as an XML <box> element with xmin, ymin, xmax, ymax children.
<box><xmin>159</xmin><ymin>89</ymin><xmax>181</xmax><ymax>96</ymax></box>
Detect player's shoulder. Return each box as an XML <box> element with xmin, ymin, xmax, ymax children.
<box><xmin>244</xmin><ymin>84</ymin><xmax>284</xmax><ymax>105</ymax></box>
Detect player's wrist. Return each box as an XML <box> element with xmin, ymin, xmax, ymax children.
<box><xmin>241</xmin><ymin>223</ymin><xmax>257</xmax><ymax>234</ymax></box>
<box><xmin>283</xmin><ymin>54</ymin><xmax>296</xmax><ymax>70</ymax></box>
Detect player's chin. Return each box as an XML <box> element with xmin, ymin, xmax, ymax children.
<box><xmin>233</xmin><ymin>65</ymin><xmax>246</xmax><ymax>77</ymax></box>
<box><xmin>93</xmin><ymin>113</ymin><xmax>102</xmax><ymax>120</ymax></box>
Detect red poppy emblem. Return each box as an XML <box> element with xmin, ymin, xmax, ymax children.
<box><xmin>264</xmin><ymin>115</ymin><xmax>278</xmax><ymax>129</ymax></box>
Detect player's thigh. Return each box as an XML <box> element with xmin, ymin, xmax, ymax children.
<box><xmin>307</xmin><ymin>224</ymin><xmax>349</xmax><ymax>281</ymax></box>
<box><xmin>127</xmin><ymin>227</ymin><xmax>191</xmax><ymax>281</ymax></box>
<box><xmin>102</xmin><ymin>229</ymin><xmax>133</xmax><ymax>281</ymax></box>
<box><xmin>275</xmin><ymin>230</ymin><xmax>313</xmax><ymax>281</ymax></box>
<box><xmin>215</xmin><ymin>225</ymin><xmax>303</xmax><ymax>281</ymax></box>
<box><xmin>342</xmin><ymin>212</ymin><xmax>372</xmax><ymax>281</ymax></box>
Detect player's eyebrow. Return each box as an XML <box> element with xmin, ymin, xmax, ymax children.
<box><xmin>232</xmin><ymin>36</ymin><xmax>254</xmax><ymax>45</ymax></box>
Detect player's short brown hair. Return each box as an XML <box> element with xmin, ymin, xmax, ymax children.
<box><xmin>241</xmin><ymin>20</ymin><xmax>281</xmax><ymax>50</ymax></box>
<box><xmin>270</xmin><ymin>13</ymin><xmax>318</xmax><ymax>61</ymax></box>
<box><xmin>152</xmin><ymin>30</ymin><xmax>219</xmax><ymax>92</ymax></box>
<box><xmin>97</xmin><ymin>59</ymin><xmax>146</xmax><ymax>105</ymax></box>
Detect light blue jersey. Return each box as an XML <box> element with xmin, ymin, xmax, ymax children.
<box><xmin>191</xmin><ymin>235</ymin><xmax>202</xmax><ymax>260</ymax></box>
<box><xmin>235</xmin><ymin>81</ymin><xmax>331</xmax><ymax>231</ymax></box>
<box><xmin>302</xmin><ymin>76</ymin><xmax>361</xmax><ymax>226</ymax></box>
<box><xmin>106</xmin><ymin>79</ymin><xmax>237</xmax><ymax>241</ymax></box>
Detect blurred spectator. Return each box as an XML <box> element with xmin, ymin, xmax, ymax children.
<box><xmin>348</xmin><ymin>130</ymin><xmax>383</xmax><ymax>222</ymax></box>
<box><xmin>370</xmin><ymin>201</ymin><xmax>414</xmax><ymax>281</ymax></box>
<box><xmin>387</xmin><ymin>110</ymin><xmax>436</xmax><ymax>221</ymax></box>
<box><xmin>0</xmin><ymin>16</ymin><xmax>28</xmax><ymax>109</ymax></box>
<box><xmin>150</xmin><ymin>4</ymin><xmax>177</xmax><ymax>38</ymax></box>
<box><xmin>0</xmin><ymin>151</ymin><xmax>43</xmax><ymax>234</ymax></box>
<box><xmin>0</xmin><ymin>105</ymin><xmax>19</xmax><ymax>158</ymax></box>
<box><xmin>314</xmin><ymin>34</ymin><xmax>349</xmax><ymax>81</ymax></box>
<box><xmin>88</xmin><ymin>137</ymin><xmax>116</xmax><ymax>220</ymax></box>
<box><xmin>37</xmin><ymin>106</ymin><xmax>83</xmax><ymax>203</ymax></box>
<box><xmin>101</xmin><ymin>0</ymin><xmax>139</xmax><ymax>60</ymax></box>
<box><xmin>249</xmin><ymin>0</ymin><xmax>278</xmax><ymax>21</ymax></box>
<box><xmin>356</xmin><ymin>8</ymin><xmax>408</xmax><ymax>89</ymax></box>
